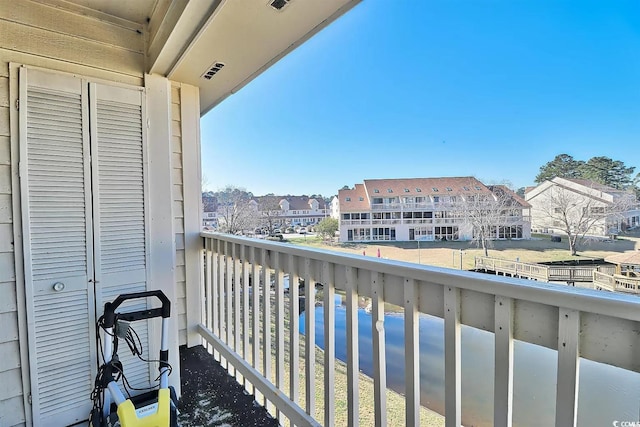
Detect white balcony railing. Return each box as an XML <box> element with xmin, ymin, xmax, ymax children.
<box><xmin>341</xmin><ymin>219</ymin><xmax>372</xmax><ymax>226</ymax></box>
<box><xmin>198</xmin><ymin>232</ymin><xmax>640</xmax><ymax>427</ymax></box>
<box><xmin>593</xmin><ymin>271</ymin><xmax>640</xmax><ymax>293</ymax></box>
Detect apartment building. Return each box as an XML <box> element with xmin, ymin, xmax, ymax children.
<box><xmin>254</xmin><ymin>195</ymin><xmax>329</xmax><ymax>227</ymax></box>
<box><xmin>525</xmin><ymin>177</ymin><xmax>640</xmax><ymax>236</ymax></box>
<box><xmin>333</xmin><ymin>177</ymin><xmax>531</xmax><ymax>242</ymax></box>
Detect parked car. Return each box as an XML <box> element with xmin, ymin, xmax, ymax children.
<box><xmin>285</xmin><ymin>227</ymin><xmax>295</xmax><ymax>234</ymax></box>
<box><xmin>298</xmin><ymin>227</ymin><xmax>308</xmax><ymax>234</ymax></box>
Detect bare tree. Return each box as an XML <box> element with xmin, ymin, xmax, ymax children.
<box><xmin>216</xmin><ymin>186</ymin><xmax>258</xmax><ymax>235</ymax></box>
<box><xmin>201</xmin><ymin>173</ymin><xmax>211</xmax><ymax>192</ymax></box>
<box><xmin>454</xmin><ymin>184</ymin><xmax>525</xmax><ymax>256</ymax></box>
<box><xmin>531</xmin><ymin>184</ymin><xmax>635</xmax><ymax>255</ymax></box>
<box><xmin>257</xmin><ymin>195</ymin><xmax>283</xmax><ymax>234</ymax></box>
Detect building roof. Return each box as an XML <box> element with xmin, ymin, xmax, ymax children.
<box><xmin>338</xmin><ymin>184</ymin><xmax>370</xmax><ymax>212</ymax></box>
<box><xmin>604</xmin><ymin>251</ymin><xmax>640</xmax><ymax>266</ymax></box>
<box><xmin>362</xmin><ymin>176</ymin><xmax>493</xmax><ymax>198</ymax></box>
<box><xmin>282</xmin><ymin>196</ymin><xmax>327</xmax><ymax>210</ymax></box>
<box><xmin>561</xmin><ymin>178</ymin><xmax>622</xmax><ymax>194</ymax></box>
<box><xmin>488</xmin><ymin>185</ymin><xmax>532</xmax><ymax>208</ymax></box>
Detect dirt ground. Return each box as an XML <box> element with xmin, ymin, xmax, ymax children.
<box><xmin>292</xmin><ymin>231</ymin><xmax>640</xmax><ymax>270</ymax></box>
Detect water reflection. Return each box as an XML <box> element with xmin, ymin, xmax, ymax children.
<box><xmin>300</xmin><ymin>298</ymin><xmax>640</xmax><ymax>427</ymax></box>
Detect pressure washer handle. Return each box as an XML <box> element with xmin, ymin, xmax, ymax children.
<box><xmin>103</xmin><ymin>290</ymin><xmax>171</xmax><ymax>328</ymax></box>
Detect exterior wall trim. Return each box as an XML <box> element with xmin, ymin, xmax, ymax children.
<box><xmin>179</xmin><ymin>82</ymin><xmax>204</xmax><ymax>347</ymax></box>
<box><xmin>9</xmin><ymin>62</ymin><xmax>32</xmax><ymax>427</ymax></box>
<box><xmin>146</xmin><ymin>73</ymin><xmax>182</xmax><ymax>395</ymax></box>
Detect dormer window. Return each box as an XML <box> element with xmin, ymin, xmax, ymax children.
<box><xmin>446</xmin><ymin>187</ymin><xmax>452</xmax><ymax>191</ymax></box>
<box><xmin>432</xmin><ymin>187</ymin><xmax>439</xmax><ymax>192</ymax></box>
<box><xmin>374</xmin><ymin>189</ymin><xmax>380</xmax><ymax>193</ymax></box>
<box><xmin>416</xmin><ymin>188</ymin><xmax>422</xmax><ymax>192</ymax></box>
<box><xmin>463</xmin><ymin>186</ymin><xmax>470</xmax><ymax>191</ymax></box>
<box><xmin>387</xmin><ymin>189</ymin><xmax>393</xmax><ymax>193</ymax></box>
<box><xmin>404</xmin><ymin>188</ymin><xmax>410</xmax><ymax>193</ymax></box>
<box><xmin>475</xmin><ymin>186</ymin><xmax>482</xmax><ymax>190</ymax></box>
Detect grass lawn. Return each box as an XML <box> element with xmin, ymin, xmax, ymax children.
<box><xmin>287</xmin><ymin>231</ymin><xmax>640</xmax><ymax>270</ymax></box>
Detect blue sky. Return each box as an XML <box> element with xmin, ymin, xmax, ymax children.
<box><xmin>201</xmin><ymin>0</ymin><xmax>640</xmax><ymax>197</ymax></box>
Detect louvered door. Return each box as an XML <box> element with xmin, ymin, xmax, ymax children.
<box><xmin>19</xmin><ymin>68</ymin><xmax>96</xmax><ymax>426</ymax></box>
<box><xmin>91</xmin><ymin>82</ymin><xmax>152</xmax><ymax>391</ymax></box>
<box><xmin>20</xmin><ymin>69</ymin><xmax>150</xmax><ymax>426</ymax></box>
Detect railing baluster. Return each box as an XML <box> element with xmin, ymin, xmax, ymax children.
<box><xmin>234</xmin><ymin>243</ymin><xmax>241</xmax><ymax>380</ymax></box>
<box><xmin>217</xmin><ymin>239</ymin><xmax>226</xmax><ymax>368</ymax></box>
<box><xmin>275</xmin><ymin>252</ymin><xmax>285</xmax><ymax>422</ymax></box>
<box><xmin>206</xmin><ymin>238</ymin><xmax>217</xmax><ymax>360</ymax></box>
<box><xmin>345</xmin><ymin>266</ymin><xmax>359</xmax><ymax>427</ymax></box>
<box><xmin>262</xmin><ymin>248</ymin><xmax>272</xmax><ymax>410</ymax></box>
<box><xmin>555</xmin><ymin>308</ymin><xmax>580</xmax><ymax>427</ymax></box>
<box><xmin>494</xmin><ymin>296</ymin><xmax>514</xmax><ymax>427</ymax></box>
<box><xmin>242</xmin><ymin>244</ymin><xmax>250</xmax><ymax>390</ymax></box>
<box><xmin>289</xmin><ymin>254</ymin><xmax>300</xmax><ymax>408</ymax></box>
<box><xmin>404</xmin><ymin>278</ymin><xmax>419</xmax><ymax>427</ymax></box>
<box><xmin>226</xmin><ymin>241</ymin><xmax>234</xmax><ymax>376</ymax></box>
<box><xmin>251</xmin><ymin>246</ymin><xmax>260</xmax><ymax>400</ymax></box>
<box><xmin>323</xmin><ymin>261</ymin><xmax>336</xmax><ymax>427</ymax></box>
<box><xmin>304</xmin><ymin>258</ymin><xmax>315</xmax><ymax>416</ymax></box>
<box><xmin>371</xmin><ymin>271</ymin><xmax>387</xmax><ymax>427</ymax></box>
<box><xmin>444</xmin><ymin>286</ymin><xmax>461</xmax><ymax>427</ymax></box>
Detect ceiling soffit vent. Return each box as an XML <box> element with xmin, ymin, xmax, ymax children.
<box><xmin>201</xmin><ymin>62</ymin><xmax>225</xmax><ymax>80</ymax></box>
<box><xmin>269</xmin><ymin>0</ymin><xmax>292</xmax><ymax>11</ymax></box>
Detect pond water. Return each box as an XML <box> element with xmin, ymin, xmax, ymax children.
<box><xmin>300</xmin><ymin>299</ymin><xmax>640</xmax><ymax>427</ymax></box>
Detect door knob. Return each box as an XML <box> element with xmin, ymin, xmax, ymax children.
<box><xmin>52</xmin><ymin>282</ymin><xmax>65</xmax><ymax>292</ymax></box>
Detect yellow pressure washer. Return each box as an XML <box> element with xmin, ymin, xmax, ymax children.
<box><xmin>89</xmin><ymin>291</ymin><xmax>177</xmax><ymax>427</ymax></box>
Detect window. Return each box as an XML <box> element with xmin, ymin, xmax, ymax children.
<box><xmin>416</xmin><ymin>188</ymin><xmax>422</xmax><ymax>192</ymax></box>
<box><xmin>404</xmin><ymin>188</ymin><xmax>410</xmax><ymax>192</ymax></box>
<box><xmin>433</xmin><ymin>196</ymin><xmax>440</xmax><ymax>203</ymax></box>
<box><xmin>554</xmin><ymin>207</ymin><xmax>562</xmax><ymax>213</ymax></box>
<box><xmin>387</xmin><ymin>189</ymin><xmax>393</xmax><ymax>193</ymax></box>
<box><xmin>446</xmin><ymin>187</ymin><xmax>452</xmax><ymax>191</ymax></box>
<box><xmin>475</xmin><ymin>186</ymin><xmax>482</xmax><ymax>190</ymax></box>
<box><xmin>374</xmin><ymin>189</ymin><xmax>380</xmax><ymax>193</ymax></box>
<box><xmin>345</xmin><ymin>197</ymin><xmax>351</xmax><ymax>201</ymax></box>
<box><xmin>359</xmin><ymin>197</ymin><xmax>364</xmax><ymax>201</ymax></box>
<box><xmin>432</xmin><ymin>187</ymin><xmax>439</xmax><ymax>192</ymax></box>
<box><xmin>463</xmin><ymin>186</ymin><xmax>470</xmax><ymax>191</ymax></box>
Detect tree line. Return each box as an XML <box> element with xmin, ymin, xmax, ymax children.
<box><xmin>535</xmin><ymin>154</ymin><xmax>639</xmax><ymax>196</ymax></box>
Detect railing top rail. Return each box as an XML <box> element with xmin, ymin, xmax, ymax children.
<box><xmin>203</xmin><ymin>232</ymin><xmax>640</xmax><ymax>322</ymax></box>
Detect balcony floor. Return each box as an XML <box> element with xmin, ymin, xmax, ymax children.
<box><xmin>178</xmin><ymin>345</ymin><xmax>278</xmax><ymax>427</ymax></box>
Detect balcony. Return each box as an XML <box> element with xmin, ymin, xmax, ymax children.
<box><xmin>194</xmin><ymin>232</ymin><xmax>640</xmax><ymax>426</ymax></box>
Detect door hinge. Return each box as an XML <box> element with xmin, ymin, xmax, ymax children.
<box><xmin>15</xmin><ymin>99</ymin><xmax>19</xmax><ymax>111</ymax></box>
<box><xmin>28</xmin><ymin>393</ymin><xmax>32</xmax><ymax>405</ymax></box>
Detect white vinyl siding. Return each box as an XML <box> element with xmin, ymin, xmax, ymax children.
<box><xmin>0</xmin><ymin>61</ymin><xmax>26</xmax><ymax>427</ymax></box>
<box><xmin>0</xmin><ymin>0</ymin><xmax>144</xmax><ymax>79</ymax></box>
<box><xmin>171</xmin><ymin>84</ymin><xmax>187</xmax><ymax>346</ymax></box>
